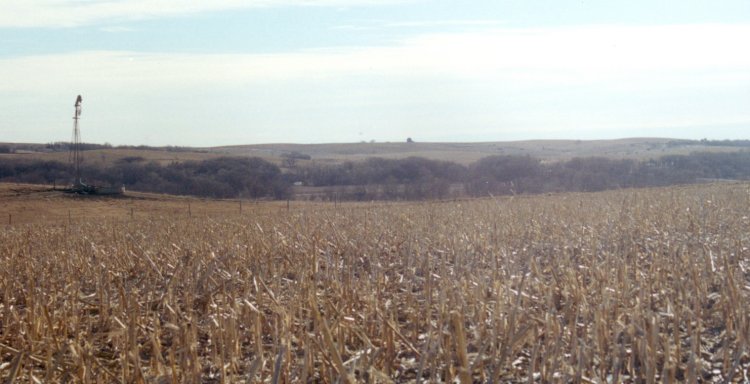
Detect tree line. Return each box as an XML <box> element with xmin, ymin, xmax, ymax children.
<box><xmin>0</xmin><ymin>156</ymin><xmax>289</xmax><ymax>199</ymax></box>
<box><xmin>290</xmin><ymin>151</ymin><xmax>750</xmax><ymax>200</ymax></box>
<box><xmin>1</xmin><ymin>151</ymin><xmax>749</xmax><ymax>200</ymax></box>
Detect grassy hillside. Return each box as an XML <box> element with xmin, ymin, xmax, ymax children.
<box><xmin>212</xmin><ymin>138</ymin><xmax>745</xmax><ymax>165</ymax></box>
<box><xmin>3</xmin><ymin>138</ymin><xmax>746</xmax><ymax>168</ymax></box>
<box><xmin>0</xmin><ymin>147</ymin><xmax>226</xmax><ymax>167</ymax></box>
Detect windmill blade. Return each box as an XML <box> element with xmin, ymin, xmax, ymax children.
<box><xmin>75</xmin><ymin>95</ymin><xmax>82</xmax><ymax>117</ymax></box>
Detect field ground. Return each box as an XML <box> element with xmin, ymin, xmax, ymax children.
<box><xmin>0</xmin><ymin>183</ymin><xmax>293</xmax><ymax>226</ymax></box>
<box><xmin>213</xmin><ymin>138</ymin><xmax>745</xmax><ymax>165</ymax></box>
<box><xmin>1</xmin><ymin>182</ymin><xmax>750</xmax><ymax>382</ymax></box>
<box><xmin>3</xmin><ymin>138</ymin><xmax>746</xmax><ymax>168</ymax></box>
<box><xmin>0</xmin><ymin>148</ymin><xmax>227</xmax><ymax>168</ymax></box>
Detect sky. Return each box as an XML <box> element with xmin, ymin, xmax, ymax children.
<box><xmin>1</xmin><ymin>1</ymin><xmax>749</xmax><ymax>146</ymax></box>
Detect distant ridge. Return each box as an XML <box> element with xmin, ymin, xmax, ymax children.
<box><xmin>2</xmin><ymin>138</ymin><xmax>746</xmax><ymax>166</ymax></box>
<box><xmin>209</xmin><ymin>137</ymin><xmax>746</xmax><ymax>165</ymax></box>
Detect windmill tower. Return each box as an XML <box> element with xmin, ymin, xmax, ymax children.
<box><xmin>70</xmin><ymin>95</ymin><xmax>83</xmax><ymax>187</ymax></box>
<box><xmin>65</xmin><ymin>95</ymin><xmax>124</xmax><ymax>195</ymax></box>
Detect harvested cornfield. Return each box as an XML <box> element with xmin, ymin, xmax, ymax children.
<box><xmin>1</xmin><ymin>183</ymin><xmax>750</xmax><ymax>382</ymax></box>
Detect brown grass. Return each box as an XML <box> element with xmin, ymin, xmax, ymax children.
<box><xmin>1</xmin><ymin>182</ymin><xmax>750</xmax><ymax>382</ymax></box>
<box><xmin>0</xmin><ymin>184</ymin><xmax>294</xmax><ymax>226</ymax></box>
<box><xmin>5</xmin><ymin>138</ymin><xmax>746</xmax><ymax>168</ymax></box>
<box><xmin>0</xmin><ymin>148</ymin><xmax>232</xmax><ymax>167</ymax></box>
<box><xmin>215</xmin><ymin>138</ymin><xmax>746</xmax><ymax>165</ymax></box>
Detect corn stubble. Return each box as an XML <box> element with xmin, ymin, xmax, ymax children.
<box><xmin>1</xmin><ymin>184</ymin><xmax>750</xmax><ymax>382</ymax></box>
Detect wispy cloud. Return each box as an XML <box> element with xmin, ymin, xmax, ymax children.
<box><xmin>2</xmin><ymin>24</ymin><xmax>749</xmax><ymax>145</ymax></box>
<box><xmin>384</xmin><ymin>19</ymin><xmax>505</xmax><ymax>28</ymax></box>
<box><xmin>99</xmin><ymin>26</ymin><xmax>137</xmax><ymax>33</ymax></box>
<box><xmin>331</xmin><ymin>18</ymin><xmax>505</xmax><ymax>32</ymax></box>
<box><xmin>403</xmin><ymin>24</ymin><xmax>750</xmax><ymax>74</ymax></box>
<box><xmin>2</xmin><ymin>24</ymin><xmax>748</xmax><ymax>92</ymax></box>
<box><xmin>0</xmin><ymin>0</ymin><xmax>408</xmax><ymax>28</ymax></box>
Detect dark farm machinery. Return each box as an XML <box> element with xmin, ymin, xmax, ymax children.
<box><xmin>66</xmin><ymin>95</ymin><xmax>123</xmax><ymax>195</ymax></box>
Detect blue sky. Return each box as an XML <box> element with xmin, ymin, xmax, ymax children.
<box><xmin>1</xmin><ymin>1</ymin><xmax>749</xmax><ymax>146</ymax></box>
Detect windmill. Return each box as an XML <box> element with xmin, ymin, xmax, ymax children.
<box><xmin>70</xmin><ymin>95</ymin><xmax>83</xmax><ymax>187</ymax></box>
<box><xmin>66</xmin><ymin>95</ymin><xmax>124</xmax><ymax>195</ymax></box>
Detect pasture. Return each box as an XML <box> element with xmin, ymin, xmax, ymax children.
<box><xmin>4</xmin><ymin>138</ymin><xmax>746</xmax><ymax>168</ymax></box>
<box><xmin>1</xmin><ymin>183</ymin><xmax>749</xmax><ymax>382</ymax></box>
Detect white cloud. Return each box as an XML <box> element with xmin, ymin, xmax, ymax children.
<box><xmin>1</xmin><ymin>23</ymin><xmax>748</xmax><ymax>91</ymax></box>
<box><xmin>0</xmin><ymin>0</ymin><xmax>406</xmax><ymax>28</ymax></box>
<box><xmin>1</xmin><ymin>23</ymin><xmax>749</xmax><ymax>145</ymax></box>
<box><xmin>403</xmin><ymin>24</ymin><xmax>750</xmax><ymax>76</ymax></box>
<box><xmin>384</xmin><ymin>19</ymin><xmax>506</xmax><ymax>28</ymax></box>
<box><xmin>99</xmin><ymin>26</ymin><xmax>137</xmax><ymax>33</ymax></box>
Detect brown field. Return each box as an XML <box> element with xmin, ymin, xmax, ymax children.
<box><xmin>4</xmin><ymin>138</ymin><xmax>745</xmax><ymax>168</ymax></box>
<box><xmin>1</xmin><ymin>182</ymin><xmax>750</xmax><ymax>382</ymax></box>
<box><xmin>0</xmin><ymin>148</ymin><xmax>228</xmax><ymax>168</ymax></box>
<box><xmin>0</xmin><ymin>184</ymin><xmax>291</xmax><ymax>226</ymax></box>
<box><xmin>215</xmin><ymin>138</ymin><xmax>745</xmax><ymax>165</ymax></box>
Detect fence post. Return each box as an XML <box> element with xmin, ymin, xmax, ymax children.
<box><xmin>8</xmin><ymin>213</ymin><xmax>11</xmax><ymax>225</ymax></box>
<box><xmin>188</xmin><ymin>202</ymin><xmax>192</xmax><ymax>217</ymax></box>
<box><xmin>286</xmin><ymin>199</ymin><xmax>290</xmax><ymax>212</ymax></box>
